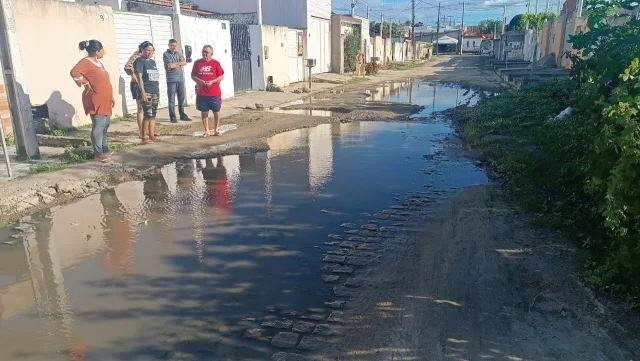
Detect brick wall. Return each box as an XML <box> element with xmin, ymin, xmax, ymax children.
<box><xmin>0</xmin><ymin>85</ymin><xmax>12</xmax><ymax>136</ymax></box>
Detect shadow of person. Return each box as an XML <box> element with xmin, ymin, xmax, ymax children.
<box><xmin>44</xmin><ymin>91</ymin><xmax>77</xmax><ymax>128</ymax></box>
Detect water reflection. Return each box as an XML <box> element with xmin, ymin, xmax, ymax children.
<box><xmin>366</xmin><ymin>82</ymin><xmax>482</xmax><ymax>117</ymax></box>
<box><xmin>0</xmin><ymin>110</ymin><xmax>488</xmax><ymax>359</ymax></box>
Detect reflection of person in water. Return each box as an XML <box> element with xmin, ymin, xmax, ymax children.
<box><xmin>200</xmin><ymin>157</ymin><xmax>231</xmax><ymax>220</ymax></box>
<box><xmin>142</xmin><ymin>168</ymin><xmax>173</xmax><ymax>243</ymax></box>
<box><xmin>99</xmin><ymin>188</ymin><xmax>133</xmax><ymax>277</ymax></box>
<box><xmin>175</xmin><ymin>159</ymin><xmax>196</xmax><ymax>189</ymax></box>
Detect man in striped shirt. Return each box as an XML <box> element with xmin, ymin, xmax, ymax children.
<box><xmin>163</xmin><ymin>39</ymin><xmax>191</xmax><ymax>123</ymax></box>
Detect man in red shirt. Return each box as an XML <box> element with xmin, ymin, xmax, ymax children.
<box><xmin>191</xmin><ymin>45</ymin><xmax>225</xmax><ymax>137</ymax></box>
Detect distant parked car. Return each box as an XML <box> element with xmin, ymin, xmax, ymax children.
<box><xmin>480</xmin><ymin>47</ymin><xmax>492</xmax><ymax>55</ymax></box>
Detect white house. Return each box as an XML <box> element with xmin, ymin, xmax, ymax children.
<box><xmin>191</xmin><ymin>0</ymin><xmax>332</xmax><ymax>75</ymax></box>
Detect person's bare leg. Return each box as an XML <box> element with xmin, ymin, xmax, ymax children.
<box><xmin>201</xmin><ymin>111</ymin><xmax>210</xmax><ymax>136</ymax></box>
<box><xmin>141</xmin><ymin>121</ymin><xmax>149</xmax><ymax>143</ymax></box>
<box><xmin>137</xmin><ymin>101</ymin><xmax>144</xmax><ymax>139</ymax></box>
<box><xmin>148</xmin><ymin>120</ymin><xmax>156</xmax><ymax>142</ymax></box>
<box><xmin>213</xmin><ymin>111</ymin><xmax>220</xmax><ymax>135</ymax></box>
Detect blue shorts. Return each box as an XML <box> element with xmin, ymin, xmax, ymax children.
<box><xmin>196</xmin><ymin>96</ymin><xmax>221</xmax><ymax>112</ymax></box>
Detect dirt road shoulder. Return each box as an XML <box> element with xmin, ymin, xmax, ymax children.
<box><xmin>321</xmin><ymin>185</ymin><xmax>640</xmax><ymax>361</ymax></box>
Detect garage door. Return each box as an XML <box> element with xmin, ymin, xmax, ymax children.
<box><xmin>287</xmin><ymin>29</ymin><xmax>304</xmax><ymax>83</ymax></box>
<box><xmin>114</xmin><ymin>13</ymin><xmax>173</xmax><ymax>115</ymax></box>
<box><xmin>309</xmin><ymin>17</ymin><xmax>330</xmax><ymax>74</ymax></box>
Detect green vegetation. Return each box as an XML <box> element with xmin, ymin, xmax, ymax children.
<box><xmin>28</xmin><ymin>142</ymin><xmax>136</xmax><ymax>174</ymax></box>
<box><xmin>454</xmin><ymin>0</ymin><xmax>640</xmax><ymax>297</ymax></box>
<box><xmin>382</xmin><ymin>61</ymin><xmax>422</xmax><ymax>71</ymax></box>
<box><xmin>3</xmin><ymin>134</ymin><xmax>15</xmax><ymax>146</ymax></box>
<box><xmin>346</xmin><ymin>77</ymin><xmax>370</xmax><ymax>85</ymax></box>
<box><xmin>343</xmin><ymin>27</ymin><xmax>362</xmax><ymax>74</ymax></box>
<box><xmin>29</xmin><ymin>162</ymin><xmax>68</xmax><ymax>174</ymax></box>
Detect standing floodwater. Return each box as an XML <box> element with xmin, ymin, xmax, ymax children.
<box><xmin>0</xmin><ymin>84</ymin><xmax>487</xmax><ymax>360</ymax></box>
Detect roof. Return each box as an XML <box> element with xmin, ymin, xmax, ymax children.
<box><xmin>436</xmin><ymin>35</ymin><xmax>458</xmax><ymax>44</ymax></box>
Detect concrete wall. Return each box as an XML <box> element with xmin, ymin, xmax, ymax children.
<box><xmin>179</xmin><ymin>15</ymin><xmax>235</xmax><ymax>101</ymax></box>
<box><xmin>371</xmin><ymin>36</ymin><xmax>383</xmax><ymax>61</ymax></box>
<box><xmin>188</xmin><ymin>0</ymin><xmax>257</xmax><ymax>14</ymax></box>
<box><xmin>331</xmin><ymin>15</ymin><xmax>343</xmax><ymax>74</ymax></box>
<box><xmin>552</xmin><ymin>13</ymin><xmax>567</xmax><ymax>66</ymax></box>
<box><xmin>75</xmin><ymin>0</ymin><xmax>123</xmax><ymax>10</ymax></box>
<box><xmin>383</xmin><ymin>38</ymin><xmax>392</xmax><ymax>63</ymax></box>
<box><xmin>461</xmin><ymin>36</ymin><xmax>482</xmax><ymax>52</ymax></box>
<box><xmin>523</xmin><ymin>30</ymin><xmax>537</xmax><ymax>63</ymax></box>
<box><xmin>13</xmin><ymin>0</ymin><xmax>122</xmax><ymax>128</ymax></box>
<box><xmin>261</xmin><ymin>25</ymin><xmax>290</xmax><ymax>87</ymax></box>
<box><xmin>262</xmin><ymin>0</ymin><xmax>307</xmax><ymax>28</ymax></box>
<box><xmin>308</xmin><ymin>0</ymin><xmax>331</xmax><ymax>19</ymax></box>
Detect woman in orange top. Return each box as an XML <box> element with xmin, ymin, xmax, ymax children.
<box><xmin>70</xmin><ymin>39</ymin><xmax>115</xmax><ymax>162</ymax></box>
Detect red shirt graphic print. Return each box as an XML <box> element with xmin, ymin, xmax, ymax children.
<box><xmin>192</xmin><ymin>58</ymin><xmax>224</xmax><ymax>97</ymax></box>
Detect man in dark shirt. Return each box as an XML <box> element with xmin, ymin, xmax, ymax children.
<box><xmin>133</xmin><ymin>41</ymin><xmax>160</xmax><ymax>144</ymax></box>
<box><xmin>163</xmin><ymin>39</ymin><xmax>191</xmax><ymax>123</ymax></box>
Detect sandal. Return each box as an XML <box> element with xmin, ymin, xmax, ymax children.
<box><xmin>202</xmin><ymin>132</ymin><xmax>210</xmax><ymax>138</ymax></box>
<box><xmin>213</xmin><ymin>131</ymin><xmax>221</xmax><ymax>136</ymax></box>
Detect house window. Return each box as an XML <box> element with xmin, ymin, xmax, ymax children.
<box><xmin>222</xmin><ymin>23</ymin><xmax>227</xmax><ymax>29</ymax></box>
<box><xmin>473</xmin><ymin>40</ymin><xmax>476</xmax><ymax>46</ymax></box>
<box><xmin>466</xmin><ymin>41</ymin><xmax>469</xmax><ymax>47</ymax></box>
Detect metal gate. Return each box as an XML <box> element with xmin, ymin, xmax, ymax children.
<box><xmin>230</xmin><ymin>24</ymin><xmax>252</xmax><ymax>94</ymax></box>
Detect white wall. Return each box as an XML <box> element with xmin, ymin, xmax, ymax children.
<box><xmin>179</xmin><ymin>15</ymin><xmax>235</xmax><ymax>101</ymax></box>
<box><xmin>262</xmin><ymin>0</ymin><xmax>307</xmax><ymax>28</ymax></box>
<box><xmin>188</xmin><ymin>0</ymin><xmax>257</xmax><ymax>13</ymax></box>
<box><xmin>462</xmin><ymin>36</ymin><xmax>482</xmax><ymax>52</ymax></box>
<box><xmin>308</xmin><ymin>0</ymin><xmax>331</xmax><ymax>19</ymax></box>
<box><xmin>249</xmin><ymin>25</ymin><xmax>265</xmax><ymax>90</ymax></box>
<box><xmin>262</xmin><ymin>25</ymin><xmax>290</xmax><ymax>87</ymax></box>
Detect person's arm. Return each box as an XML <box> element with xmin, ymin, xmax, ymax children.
<box><xmin>209</xmin><ymin>63</ymin><xmax>225</xmax><ymax>84</ymax></box>
<box><xmin>177</xmin><ymin>53</ymin><xmax>187</xmax><ymax>67</ymax></box>
<box><xmin>70</xmin><ymin>60</ymin><xmax>90</xmax><ymax>87</ymax></box>
<box><xmin>133</xmin><ymin>59</ymin><xmax>149</xmax><ymax>102</ymax></box>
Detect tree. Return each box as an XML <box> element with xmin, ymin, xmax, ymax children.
<box><xmin>478</xmin><ymin>19</ymin><xmax>503</xmax><ymax>34</ymax></box>
<box><xmin>344</xmin><ymin>27</ymin><xmax>362</xmax><ymax>72</ymax></box>
<box><xmin>508</xmin><ymin>14</ymin><xmax>525</xmax><ymax>31</ymax></box>
<box><xmin>369</xmin><ymin>21</ymin><xmax>401</xmax><ymax>37</ymax></box>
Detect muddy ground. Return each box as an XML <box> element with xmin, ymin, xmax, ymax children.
<box><xmin>317</xmin><ymin>184</ymin><xmax>640</xmax><ymax>361</ymax></box>
<box><xmin>2</xmin><ymin>55</ymin><xmax>640</xmax><ymax>360</ymax></box>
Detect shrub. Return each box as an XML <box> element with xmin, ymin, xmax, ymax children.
<box><xmin>365</xmin><ymin>61</ymin><xmax>379</xmax><ymax>75</ymax></box>
<box><xmin>343</xmin><ymin>27</ymin><xmax>361</xmax><ymax>73</ymax></box>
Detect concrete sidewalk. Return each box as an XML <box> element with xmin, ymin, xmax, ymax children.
<box><xmin>104</xmin><ymin>80</ymin><xmax>344</xmax><ymax>141</ymax></box>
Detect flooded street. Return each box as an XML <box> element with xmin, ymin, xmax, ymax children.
<box><xmin>0</xmin><ymin>82</ymin><xmax>487</xmax><ymax>360</ymax></box>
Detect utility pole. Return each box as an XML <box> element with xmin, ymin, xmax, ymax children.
<box><xmin>412</xmin><ymin>0</ymin><xmax>416</xmax><ymax>59</ymax></box>
<box><xmin>367</xmin><ymin>6</ymin><xmax>370</xmax><ymax>19</ymax></box>
<box><xmin>545</xmin><ymin>0</ymin><xmax>550</xmax><ymax>11</ymax></box>
<box><xmin>557</xmin><ymin>0</ymin><xmax>561</xmax><ymax>14</ymax></box>
<box><xmin>502</xmin><ymin>4</ymin><xmax>507</xmax><ymax>61</ymax></box>
<box><xmin>535</xmin><ymin>0</ymin><xmax>539</xmax><ymax>13</ymax></box>
<box><xmin>435</xmin><ymin>2</ymin><xmax>441</xmax><ymax>55</ymax></box>
<box><xmin>0</xmin><ymin>0</ymin><xmax>39</xmax><ymax>159</ymax></box>
<box><xmin>351</xmin><ymin>0</ymin><xmax>356</xmax><ymax>17</ymax></box>
<box><xmin>460</xmin><ymin>1</ymin><xmax>465</xmax><ymax>54</ymax></box>
<box><xmin>381</xmin><ymin>12</ymin><xmax>384</xmax><ymax>37</ymax></box>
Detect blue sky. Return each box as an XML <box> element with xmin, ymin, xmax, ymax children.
<box><xmin>332</xmin><ymin>0</ymin><xmax>562</xmax><ymax>27</ymax></box>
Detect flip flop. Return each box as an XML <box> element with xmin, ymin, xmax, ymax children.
<box><xmin>202</xmin><ymin>132</ymin><xmax>210</xmax><ymax>138</ymax></box>
<box><xmin>213</xmin><ymin>131</ymin><xmax>221</xmax><ymax>136</ymax></box>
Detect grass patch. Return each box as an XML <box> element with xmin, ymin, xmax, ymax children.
<box><xmin>27</xmin><ymin>141</ymin><xmax>137</xmax><ymax>174</ymax></box>
<box><xmin>3</xmin><ymin>134</ymin><xmax>15</xmax><ymax>146</ymax></box>
<box><xmin>29</xmin><ymin>162</ymin><xmax>68</xmax><ymax>174</ymax></box>
<box><xmin>346</xmin><ymin>77</ymin><xmax>370</xmax><ymax>85</ymax></box>
<box><xmin>381</xmin><ymin>61</ymin><xmax>422</xmax><ymax>71</ymax></box>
